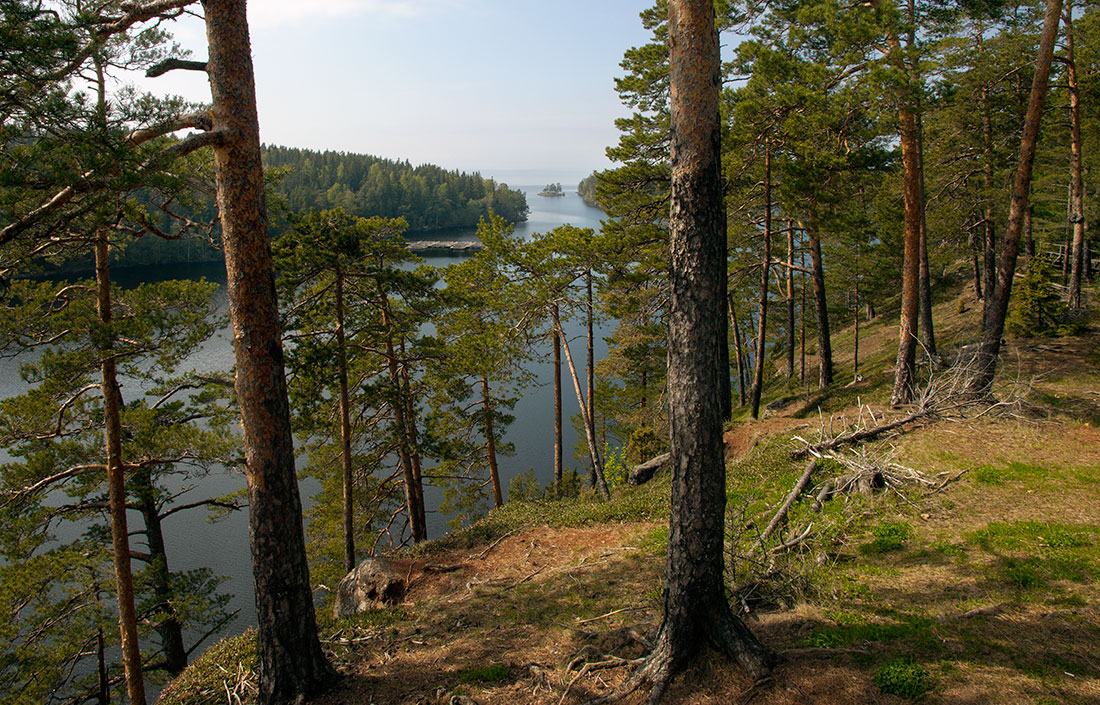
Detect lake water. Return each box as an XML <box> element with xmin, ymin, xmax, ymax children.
<box><xmin>0</xmin><ymin>183</ymin><xmax>610</xmax><ymax>653</ymax></box>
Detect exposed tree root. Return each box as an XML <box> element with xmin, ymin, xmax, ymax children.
<box><xmin>577</xmin><ymin>607</ymin><xmax>773</xmax><ymax>705</ymax></box>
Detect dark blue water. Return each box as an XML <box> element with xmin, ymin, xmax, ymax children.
<box><xmin>0</xmin><ymin>183</ymin><xmax>610</xmax><ymax>647</ymax></box>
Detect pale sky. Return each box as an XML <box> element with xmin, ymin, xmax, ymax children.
<box><xmin>135</xmin><ymin>1</ymin><xmax>660</xmax><ymax>185</ymax></box>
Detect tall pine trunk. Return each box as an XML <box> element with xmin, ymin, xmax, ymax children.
<box><xmin>750</xmin><ymin>140</ymin><xmax>772</xmax><ymax>419</ymax></box>
<box><xmin>888</xmin><ymin>15</ymin><xmax>924</xmax><ymax>407</ymax></box>
<box><xmin>334</xmin><ymin>267</ymin><xmax>355</xmax><ymax>573</ymax></box>
<box><xmin>806</xmin><ymin>220</ymin><xmax>833</xmax><ymax>388</ymax></box>
<box><xmin>203</xmin><ymin>4</ymin><xmax>335</xmax><ymax>700</ymax></box>
<box><xmin>613</xmin><ymin>2</ymin><xmax>773</xmax><ymax>698</ymax></box>
<box><xmin>1064</xmin><ymin>1</ymin><xmax>1086</xmax><ymax>310</ymax></box>
<box><xmin>786</xmin><ymin>223</ymin><xmax>795</xmax><ymax>382</ymax></box>
<box><xmin>969</xmin><ymin>0</ymin><xmax>1064</xmax><ymax>395</ymax></box>
<box><xmin>481</xmin><ymin>375</ymin><xmax>503</xmax><ymax>508</ymax></box>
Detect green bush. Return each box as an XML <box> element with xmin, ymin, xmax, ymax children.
<box><xmin>1006</xmin><ymin>262</ymin><xmax>1071</xmax><ymax>338</ymax></box>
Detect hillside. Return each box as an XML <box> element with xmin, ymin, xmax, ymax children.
<box><xmin>160</xmin><ymin>286</ymin><xmax>1100</xmax><ymax>705</ymax></box>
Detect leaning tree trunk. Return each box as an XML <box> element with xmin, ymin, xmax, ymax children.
<box><xmin>381</xmin><ymin>310</ymin><xmax>426</xmax><ymax>542</ymax></box>
<box><xmin>729</xmin><ymin>294</ymin><xmax>747</xmax><ymax>407</ymax></box>
<box><xmin>750</xmin><ymin>140</ymin><xmax>772</xmax><ymax>420</ymax></box>
<box><xmin>202</xmin><ymin>2</ymin><xmax>335</xmax><ymax>702</ymax></box>
<box><xmin>981</xmin><ymin>83</ymin><xmax>998</xmax><ymax>316</ymax></box>
<box><xmin>969</xmin><ymin>0</ymin><xmax>1064</xmax><ymax>395</ymax></box>
<box><xmin>591</xmin><ymin>3</ymin><xmax>774</xmax><ymax>701</ymax></box>
<box><xmin>95</xmin><ymin>232</ymin><xmax>147</xmax><ymax>705</ymax></box>
<box><xmin>554</xmin><ymin>313</ymin><xmax>611</xmax><ymax>500</ymax></box>
<box><xmin>1065</xmin><ymin>1</ymin><xmax>1086</xmax><ymax>310</ymax></box>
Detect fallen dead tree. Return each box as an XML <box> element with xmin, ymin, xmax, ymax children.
<box><xmin>790</xmin><ymin>350</ymin><xmax>1000</xmax><ymax>460</ymax></box>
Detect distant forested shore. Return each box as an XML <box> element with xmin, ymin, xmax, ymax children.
<box><xmin>40</xmin><ymin>146</ymin><xmax>530</xmax><ymax>274</ymax></box>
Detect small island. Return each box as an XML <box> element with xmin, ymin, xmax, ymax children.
<box><xmin>538</xmin><ymin>182</ymin><xmax>566</xmax><ymax>197</ymax></box>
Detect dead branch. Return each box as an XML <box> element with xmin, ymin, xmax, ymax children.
<box><xmin>560</xmin><ymin>656</ymin><xmax>642</xmax><ymax>705</ymax></box>
<box><xmin>791</xmin><ymin>408</ymin><xmax>929</xmax><ymax>459</ymax></box>
<box><xmin>757</xmin><ymin>460</ymin><xmax>817</xmax><ymax>546</ymax></box>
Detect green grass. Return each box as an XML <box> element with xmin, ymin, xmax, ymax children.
<box><xmin>861</xmin><ymin>521</ymin><xmax>914</xmax><ymax>555</ymax></box>
<box><xmin>971</xmin><ymin>461</ymin><xmax>1050</xmax><ymax>486</ymax></box>
<box><xmin>804</xmin><ymin>613</ymin><xmax>935</xmax><ymax>651</ymax></box>
<box><xmin>876</xmin><ymin>658</ymin><xmax>933</xmax><ymax>699</ymax></box>
<box><xmin>157</xmin><ymin>630</ymin><xmax>257</xmax><ymax>705</ymax></box>
<box><xmin>457</xmin><ymin>663</ymin><xmax>510</xmax><ymax>684</ymax></box>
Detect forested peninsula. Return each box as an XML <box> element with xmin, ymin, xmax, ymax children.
<box><xmin>71</xmin><ymin>146</ymin><xmax>529</xmax><ymax>271</ymax></box>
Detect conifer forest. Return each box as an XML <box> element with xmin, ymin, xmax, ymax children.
<box><xmin>1</xmin><ymin>1</ymin><xmax>1098</xmax><ymax>705</ymax></box>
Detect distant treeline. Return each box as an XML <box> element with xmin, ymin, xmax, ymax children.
<box><xmin>62</xmin><ymin>146</ymin><xmax>531</xmax><ymax>273</ymax></box>
<box><xmin>263</xmin><ymin>145</ymin><xmax>529</xmax><ymax>231</ymax></box>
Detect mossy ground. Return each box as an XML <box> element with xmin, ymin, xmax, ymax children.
<box><xmin>165</xmin><ymin>288</ymin><xmax>1100</xmax><ymax>704</ymax></box>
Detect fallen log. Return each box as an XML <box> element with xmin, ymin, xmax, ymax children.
<box><xmin>628</xmin><ymin>452</ymin><xmax>670</xmax><ymax>486</ymax></box>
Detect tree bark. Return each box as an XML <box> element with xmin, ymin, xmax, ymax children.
<box><xmin>750</xmin><ymin>140</ymin><xmax>772</xmax><ymax>419</ymax></box>
<box><xmin>202</xmin><ymin>2</ymin><xmax>335</xmax><ymax>701</ymax></box>
<box><xmin>969</xmin><ymin>0</ymin><xmax>1064</xmax><ymax>395</ymax></box>
<box><xmin>1064</xmin><ymin>1</ymin><xmax>1086</xmax><ymax>310</ymax></box>
<box><xmin>96</xmin><ymin>232</ymin><xmax>147</xmax><ymax>705</ymax></box>
<box><xmin>594</xmin><ymin>2</ymin><xmax>773</xmax><ymax>699</ymax></box>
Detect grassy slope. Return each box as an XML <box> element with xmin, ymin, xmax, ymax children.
<box><xmin>161</xmin><ymin>286</ymin><xmax>1100</xmax><ymax>705</ymax></box>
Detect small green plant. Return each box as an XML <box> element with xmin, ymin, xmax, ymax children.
<box><xmin>603</xmin><ymin>442</ymin><xmax>630</xmax><ymax>488</ymax></box>
<box><xmin>862</xmin><ymin>522</ymin><xmax>913</xmax><ymax>555</ymax></box>
<box><xmin>875</xmin><ymin>658</ymin><xmax>932</xmax><ymax>699</ymax></box>
<box><xmin>457</xmin><ymin>663</ymin><xmax>510</xmax><ymax>684</ymax></box>
<box><xmin>508</xmin><ymin>469</ymin><xmax>542</xmax><ymax>502</ymax></box>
